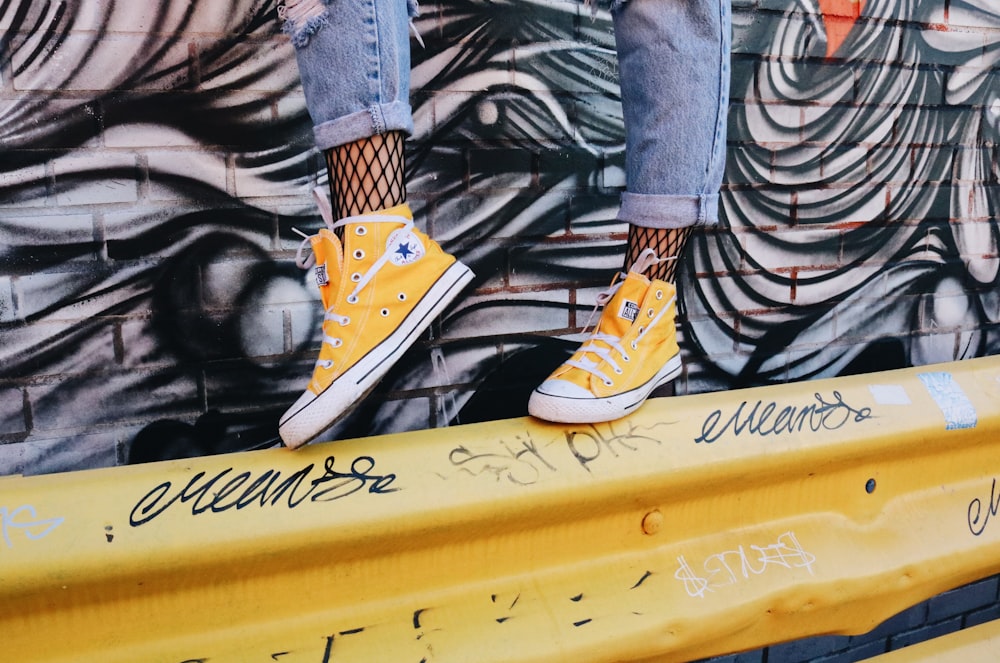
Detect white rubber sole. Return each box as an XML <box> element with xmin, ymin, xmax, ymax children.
<box><xmin>279</xmin><ymin>261</ymin><xmax>474</xmax><ymax>449</ymax></box>
<box><xmin>527</xmin><ymin>353</ymin><xmax>682</xmax><ymax>424</ymax></box>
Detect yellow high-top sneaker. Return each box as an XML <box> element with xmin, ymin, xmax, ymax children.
<box><xmin>528</xmin><ymin>249</ymin><xmax>681</xmax><ymax>423</ymax></box>
<box><xmin>280</xmin><ymin>190</ymin><xmax>474</xmax><ymax>448</ymax></box>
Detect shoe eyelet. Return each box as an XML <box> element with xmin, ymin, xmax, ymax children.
<box><xmin>603</xmin><ymin>379</ymin><xmax>614</xmax><ymax>387</ymax></box>
<box><xmin>351</xmin><ymin>272</ymin><xmax>362</xmax><ymax>282</ymax></box>
<box><xmin>397</xmin><ymin>292</ymin><xmax>407</xmax><ymax>301</ymax></box>
<box><xmin>353</xmin><ymin>249</ymin><xmax>365</xmax><ymax>260</ymax></box>
<box><xmin>656</xmin><ymin>290</ymin><xmax>663</xmax><ymax>300</ymax></box>
<box><xmin>331</xmin><ymin>338</ymin><xmax>343</xmax><ymax>348</ymax></box>
<box><xmin>630</xmin><ymin>341</ymin><xmax>638</xmax><ymax>350</ymax></box>
<box><xmin>340</xmin><ymin>316</ymin><xmax>351</xmax><ymax>326</ymax></box>
<box><xmin>380</xmin><ymin>308</ymin><xmax>390</xmax><ymax>317</ymax></box>
<box><xmin>355</xmin><ymin>226</ymin><xmax>367</xmax><ymax>236</ymax></box>
<box><xmin>647</xmin><ymin>308</ymin><xmax>655</xmax><ymax>317</ymax></box>
<box><xmin>347</xmin><ymin>294</ymin><xmax>359</xmax><ymax>304</ymax></box>
<box><xmin>622</xmin><ymin>354</ymin><xmax>630</xmax><ymax>362</ymax></box>
<box><xmin>614</xmin><ymin>367</ymin><xmax>623</xmax><ymax>375</ymax></box>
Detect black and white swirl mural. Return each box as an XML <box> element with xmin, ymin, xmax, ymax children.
<box><xmin>0</xmin><ymin>0</ymin><xmax>997</xmax><ymax>472</ymax></box>
<box><xmin>687</xmin><ymin>0</ymin><xmax>1000</xmax><ymax>387</ymax></box>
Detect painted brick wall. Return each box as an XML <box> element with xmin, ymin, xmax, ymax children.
<box><xmin>2</xmin><ymin>0</ymin><xmax>997</xmax><ymax>472</ymax></box>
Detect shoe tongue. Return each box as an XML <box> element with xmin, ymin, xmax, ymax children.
<box><xmin>599</xmin><ymin>273</ymin><xmax>649</xmax><ymax>338</ymax></box>
<box><xmin>309</xmin><ymin>228</ymin><xmax>343</xmax><ymax>309</ymax></box>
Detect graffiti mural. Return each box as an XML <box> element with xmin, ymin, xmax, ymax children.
<box><xmin>0</xmin><ymin>0</ymin><xmax>997</xmax><ymax>473</ymax></box>
<box><xmin>685</xmin><ymin>0</ymin><xmax>1000</xmax><ymax>388</ymax></box>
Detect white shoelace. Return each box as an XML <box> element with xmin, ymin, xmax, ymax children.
<box><xmin>293</xmin><ymin>187</ymin><xmax>417</xmax><ymax>369</ymax></box>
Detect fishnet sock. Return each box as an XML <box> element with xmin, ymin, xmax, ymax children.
<box><xmin>624</xmin><ymin>225</ymin><xmax>694</xmax><ymax>283</ymax></box>
<box><xmin>325</xmin><ymin>131</ymin><xmax>406</xmax><ymax>220</ymax></box>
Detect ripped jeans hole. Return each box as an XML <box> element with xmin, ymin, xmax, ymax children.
<box><xmin>279</xmin><ymin>0</ymin><xmax>330</xmax><ymax>48</ymax></box>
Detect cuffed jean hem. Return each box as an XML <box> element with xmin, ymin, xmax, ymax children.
<box><xmin>617</xmin><ymin>191</ymin><xmax>720</xmax><ymax>229</ymax></box>
<box><xmin>312</xmin><ymin>100</ymin><xmax>415</xmax><ymax>151</ymax></box>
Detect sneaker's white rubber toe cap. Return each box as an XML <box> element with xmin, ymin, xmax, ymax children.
<box><xmin>532</xmin><ymin>379</ymin><xmax>594</xmax><ymax>398</ymax></box>
<box><xmin>528</xmin><ymin>379</ymin><xmax>610</xmax><ymax>423</ymax></box>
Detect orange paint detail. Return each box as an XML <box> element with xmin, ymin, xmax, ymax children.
<box><xmin>818</xmin><ymin>0</ymin><xmax>866</xmax><ymax>58</ymax></box>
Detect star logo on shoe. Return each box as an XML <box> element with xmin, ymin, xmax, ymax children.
<box><xmin>396</xmin><ymin>243</ymin><xmax>415</xmax><ymax>260</ymax></box>
<box><xmin>387</xmin><ymin>229</ymin><xmax>425</xmax><ymax>266</ymax></box>
<box><xmin>619</xmin><ymin>300</ymin><xmax>639</xmax><ymax>322</ymax></box>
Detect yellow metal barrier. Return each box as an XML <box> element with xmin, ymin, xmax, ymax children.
<box><xmin>3</xmin><ymin>356</ymin><xmax>1000</xmax><ymax>662</ymax></box>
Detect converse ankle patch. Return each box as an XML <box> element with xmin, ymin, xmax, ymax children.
<box><xmin>315</xmin><ymin>263</ymin><xmax>329</xmax><ymax>286</ymax></box>
<box><xmin>388</xmin><ymin>230</ymin><xmax>425</xmax><ymax>266</ymax></box>
<box><xmin>619</xmin><ymin>299</ymin><xmax>639</xmax><ymax>322</ymax></box>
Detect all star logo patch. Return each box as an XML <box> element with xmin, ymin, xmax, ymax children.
<box><xmin>619</xmin><ymin>299</ymin><xmax>639</xmax><ymax>322</ymax></box>
<box><xmin>315</xmin><ymin>263</ymin><xmax>329</xmax><ymax>287</ymax></box>
<box><xmin>387</xmin><ymin>229</ymin><xmax>425</xmax><ymax>266</ymax></box>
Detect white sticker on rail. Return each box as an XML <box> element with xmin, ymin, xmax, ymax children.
<box><xmin>868</xmin><ymin>384</ymin><xmax>911</xmax><ymax>406</ymax></box>
<box><xmin>918</xmin><ymin>372</ymin><xmax>977</xmax><ymax>430</ymax></box>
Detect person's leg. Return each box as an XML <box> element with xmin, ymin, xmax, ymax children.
<box><xmin>528</xmin><ymin>0</ymin><xmax>730</xmax><ymax>423</ymax></box>
<box><xmin>327</xmin><ymin>131</ymin><xmax>406</xmax><ymax>218</ymax></box>
<box><xmin>281</xmin><ymin>0</ymin><xmax>413</xmax><ymax>216</ymax></box>
<box><xmin>616</xmin><ymin>0</ymin><xmax>731</xmax><ymax>281</ymax></box>
<box><xmin>278</xmin><ymin>0</ymin><xmax>473</xmax><ymax>448</ymax></box>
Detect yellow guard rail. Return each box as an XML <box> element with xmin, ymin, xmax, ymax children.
<box><xmin>2</xmin><ymin>356</ymin><xmax>1000</xmax><ymax>662</ymax></box>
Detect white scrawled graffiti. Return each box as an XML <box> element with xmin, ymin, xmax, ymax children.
<box><xmin>675</xmin><ymin>531</ymin><xmax>816</xmax><ymax>598</ymax></box>
<box><xmin>1</xmin><ymin>505</ymin><xmax>64</xmax><ymax>548</ymax></box>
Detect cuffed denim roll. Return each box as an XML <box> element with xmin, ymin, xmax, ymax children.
<box><xmin>282</xmin><ymin>0</ymin><xmax>731</xmax><ymax>229</ymax></box>
<box><xmin>281</xmin><ymin>0</ymin><xmax>416</xmax><ymax>150</ymax></box>
<box><xmin>611</xmin><ymin>0</ymin><xmax>731</xmax><ymax>229</ymax></box>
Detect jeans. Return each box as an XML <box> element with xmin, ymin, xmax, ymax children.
<box><xmin>281</xmin><ymin>0</ymin><xmax>731</xmax><ymax>229</ymax></box>
<box><xmin>281</xmin><ymin>0</ymin><xmax>416</xmax><ymax>150</ymax></box>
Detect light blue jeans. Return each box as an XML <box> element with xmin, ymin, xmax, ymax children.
<box><xmin>281</xmin><ymin>0</ymin><xmax>730</xmax><ymax>229</ymax></box>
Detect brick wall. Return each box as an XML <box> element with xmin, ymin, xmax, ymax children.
<box><xmin>2</xmin><ymin>0</ymin><xmax>996</xmax><ymax>472</ymax></box>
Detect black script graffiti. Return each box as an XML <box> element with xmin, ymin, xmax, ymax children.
<box><xmin>130</xmin><ymin>455</ymin><xmax>398</xmax><ymax>527</ymax></box>
<box><xmin>695</xmin><ymin>391</ymin><xmax>872</xmax><ymax>444</ymax></box>
<box><xmin>968</xmin><ymin>477</ymin><xmax>1000</xmax><ymax>536</ymax></box>
<box><xmin>447</xmin><ymin>435</ymin><xmax>556</xmax><ymax>486</ymax></box>
<box><xmin>565</xmin><ymin>421</ymin><xmax>665</xmax><ymax>472</ymax></box>
<box><xmin>0</xmin><ymin>505</ymin><xmax>65</xmax><ymax>548</ymax></box>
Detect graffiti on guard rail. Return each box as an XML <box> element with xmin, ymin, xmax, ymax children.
<box><xmin>0</xmin><ymin>505</ymin><xmax>64</xmax><ymax>548</ymax></box>
<box><xmin>967</xmin><ymin>477</ymin><xmax>1000</xmax><ymax>536</ymax></box>
<box><xmin>674</xmin><ymin>531</ymin><xmax>816</xmax><ymax>598</ymax></box>
<box><xmin>441</xmin><ymin>420</ymin><xmax>673</xmax><ymax>484</ymax></box>
<box><xmin>129</xmin><ymin>455</ymin><xmax>398</xmax><ymax>527</ymax></box>
<box><xmin>695</xmin><ymin>391</ymin><xmax>873</xmax><ymax>444</ymax></box>
<box><xmin>445</xmin><ymin>433</ymin><xmax>557</xmax><ymax>485</ymax></box>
